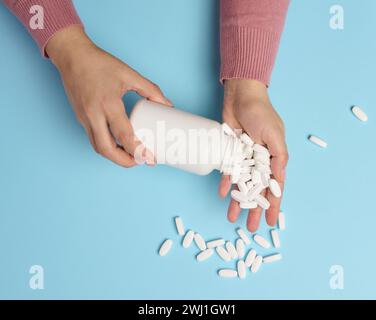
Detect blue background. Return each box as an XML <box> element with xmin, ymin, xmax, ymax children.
<box><xmin>0</xmin><ymin>0</ymin><xmax>375</xmax><ymax>299</ymax></box>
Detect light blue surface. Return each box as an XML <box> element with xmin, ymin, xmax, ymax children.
<box><xmin>0</xmin><ymin>0</ymin><xmax>375</xmax><ymax>299</ymax></box>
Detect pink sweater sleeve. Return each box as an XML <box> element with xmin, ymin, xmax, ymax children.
<box><xmin>4</xmin><ymin>0</ymin><xmax>82</xmax><ymax>57</ymax></box>
<box><xmin>220</xmin><ymin>0</ymin><xmax>290</xmax><ymax>86</ymax></box>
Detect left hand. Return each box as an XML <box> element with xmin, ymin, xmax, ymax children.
<box><xmin>218</xmin><ymin>79</ymin><xmax>289</xmax><ymax>232</ymax></box>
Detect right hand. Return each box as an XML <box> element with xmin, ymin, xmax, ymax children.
<box><xmin>46</xmin><ymin>25</ymin><xmax>172</xmax><ymax>168</ymax></box>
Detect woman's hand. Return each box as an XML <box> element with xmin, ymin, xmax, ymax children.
<box><xmin>218</xmin><ymin>79</ymin><xmax>289</xmax><ymax>232</ymax></box>
<box><xmin>46</xmin><ymin>25</ymin><xmax>172</xmax><ymax>167</ymax></box>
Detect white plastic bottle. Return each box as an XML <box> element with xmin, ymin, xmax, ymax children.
<box><xmin>130</xmin><ymin>99</ymin><xmax>239</xmax><ymax>175</ymax></box>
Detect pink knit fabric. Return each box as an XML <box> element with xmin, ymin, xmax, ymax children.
<box><xmin>4</xmin><ymin>0</ymin><xmax>82</xmax><ymax>57</ymax></box>
<box><xmin>220</xmin><ymin>0</ymin><xmax>290</xmax><ymax>86</ymax></box>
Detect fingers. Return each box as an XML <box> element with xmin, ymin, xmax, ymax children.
<box><xmin>247</xmin><ymin>206</ymin><xmax>263</xmax><ymax>233</ymax></box>
<box><xmin>134</xmin><ymin>76</ymin><xmax>172</xmax><ymax>106</ymax></box>
<box><xmin>106</xmin><ymin>100</ymin><xmax>155</xmax><ymax>166</ymax></box>
<box><xmin>227</xmin><ymin>198</ymin><xmax>241</xmax><ymax>223</ymax></box>
<box><xmin>218</xmin><ymin>175</ymin><xmax>232</xmax><ymax>198</ymax></box>
<box><xmin>265</xmin><ymin>181</ymin><xmax>284</xmax><ymax>227</ymax></box>
<box><xmin>87</xmin><ymin>114</ymin><xmax>137</xmax><ymax>168</ymax></box>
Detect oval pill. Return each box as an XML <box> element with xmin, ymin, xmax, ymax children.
<box><xmin>253</xmin><ymin>234</ymin><xmax>271</xmax><ymax>249</ymax></box>
<box><xmin>240</xmin><ymin>133</ymin><xmax>254</xmax><ymax>146</ymax></box>
<box><xmin>159</xmin><ymin>239</ymin><xmax>173</xmax><ymax>256</ymax></box>
<box><xmin>263</xmin><ymin>253</ymin><xmax>282</xmax><ymax>264</ymax></box>
<box><xmin>225</xmin><ymin>241</ymin><xmax>238</xmax><ymax>259</ymax></box>
<box><xmin>194</xmin><ymin>233</ymin><xmax>207</xmax><ymax>251</ymax></box>
<box><xmin>174</xmin><ymin>216</ymin><xmax>185</xmax><ymax>236</ymax></box>
<box><xmin>182</xmin><ymin>230</ymin><xmax>195</xmax><ymax>248</ymax></box>
<box><xmin>278</xmin><ymin>211</ymin><xmax>286</xmax><ymax>230</ymax></box>
<box><xmin>269</xmin><ymin>179</ymin><xmax>282</xmax><ymax>198</ymax></box>
<box><xmin>231</xmin><ymin>190</ymin><xmax>248</xmax><ymax>203</ymax></box>
<box><xmin>245</xmin><ymin>249</ymin><xmax>257</xmax><ymax>267</ymax></box>
<box><xmin>237</xmin><ymin>260</ymin><xmax>246</xmax><ymax>279</ymax></box>
<box><xmin>236</xmin><ymin>238</ymin><xmax>245</xmax><ymax>258</ymax></box>
<box><xmin>253</xmin><ymin>144</ymin><xmax>270</xmax><ymax>155</ymax></box>
<box><xmin>351</xmin><ymin>106</ymin><xmax>368</xmax><ymax>122</ymax></box>
<box><xmin>251</xmin><ymin>255</ymin><xmax>263</xmax><ymax>273</ymax></box>
<box><xmin>237</xmin><ymin>181</ymin><xmax>248</xmax><ymax>194</ymax></box>
<box><xmin>222</xmin><ymin>123</ymin><xmax>236</xmax><ymax>136</ymax></box>
<box><xmin>218</xmin><ymin>269</ymin><xmax>238</xmax><ymax>278</ymax></box>
<box><xmin>236</xmin><ymin>228</ymin><xmax>251</xmax><ymax>245</ymax></box>
<box><xmin>308</xmin><ymin>135</ymin><xmax>328</xmax><ymax>148</ymax></box>
<box><xmin>255</xmin><ymin>194</ymin><xmax>270</xmax><ymax>210</ymax></box>
<box><xmin>271</xmin><ymin>229</ymin><xmax>281</xmax><ymax>248</ymax></box>
<box><xmin>207</xmin><ymin>238</ymin><xmax>225</xmax><ymax>248</ymax></box>
<box><xmin>240</xmin><ymin>201</ymin><xmax>258</xmax><ymax>209</ymax></box>
<box><xmin>216</xmin><ymin>246</ymin><xmax>231</xmax><ymax>262</ymax></box>
<box><xmin>196</xmin><ymin>249</ymin><xmax>214</xmax><ymax>262</ymax></box>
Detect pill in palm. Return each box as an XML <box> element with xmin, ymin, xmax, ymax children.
<box><xmin>255</xmin><ymin>194</ymin><xmax>270</xmax><ymax>210</ymax></box>
<box><xmin>222</xmin><ymin>123</ymin><xmax>236</xmax><ymax>136</ymax></box>
<box><xmin>182</xmin><ymin>230</ymin><xmax>195</xmax><ymax>248</ymax></box>
<box><xmin>240</xmin><ymin>133</ymin><xmax>254</xmax><ymax>146</ymax></box>
<box><xmin>175</xmin><ymin>216</ymin><xmax>185</xmax><ymax>236</ymax></box>
<box><xmin>231</xmin><ymin>190</ymin><xmax>248</xmax><ymax>203</ymax></box>
<box><xmin>253</xmin><ymin>144</ymin><xmax>269</xmax><ymax>155</ymax></box>
<box><xmin>308</xmin><ymin>135</ymin><xmax>328</xmax><ymax>148</ymax></box>
<box><xmin>226</xmin><ymin>241</ymin><xmax>238</xmax><ymax>259</ymax></box>
<box><xmin>271</xmin><ymin>229</ymin><xmax>281</xmax><ymax>248</ymax></box>
<box><xmin>159</xmin><ymin>239</ymin><xmax>173</xmax><ymax>256</ymax></box>
<box><xmin>240</xmin><ymin>201</ymin><xmax>258</xmax><ymax>209</ymax></box>
<box><xmin>196</xmin><ymin>249</ymin><xmax>214</xmax><ymax>262</ymax></box>
<box><xmin>237</xmin><ymin>260</ymin><xmax>247</xmax><ymax>279</ymax></box>
<box><xmin>237</xmin><ymin>181</ymin><xmax>248</xmax><ymax>194</ymax></box>
<box><xmin>351</xmin><ymin>106</ymin><xmax>368</xmax><ymax>122</ymax></box>
<box><xmin>263</xmin><ymin>253</ymin><xmax>282</xmax><ymax>264</ymax></box>
<box><xmin>251</xmin><ymin>255</ymin><xmax>263</xmax><ymax>273</ymax></box>
<box><xmin>218</xmin><ymin>269</ymin><xmax>238</xmax><ymax>278</ymax></box>
<box><xmin>269</xmin><ymin>179</ymin><xmax>282</xmax><ymax>198</ymax></box>
<box><xmin>194</xmin><ymin>233</ymin><xmax>207</xmax><ymax>251</ymax></box>
<box><xmin>236</xmin><ymin>238</ymin><xmax>245</xmax><ymax>258</ymax></box>
<box><xmin>253</xmin><ymin>234</ymin><xmax>271</xmax><ymax>249</ymax></box>
<box><xmin>216</xmin><ymin>246</ymin><xmax>231</xmax><ymax>262</ymax></box>
<box><xmin>207</xmin><ymin>238</ymin><xmax>225</xmax><ymax>248</ymax></box>
<box><xmin>236</xmin><ymin>228</ymin><xmax>251</xmax><ymax>245</ymax></box>
<box><xmin>245</xmin><ymin>249</ymin><xmax>257</xmax><ymax>267</ymax></box>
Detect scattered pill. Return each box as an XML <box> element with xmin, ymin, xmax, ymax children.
<box><xmin>196</xmin><ymin>249</ymin><xmax>214</xmax><ymax>262</ymax></box>
<box><xmin>253</xmin><ymin>234</ymin><xmax>271</xmax><ymax>249</ymax></box>
<box><xmin>237</xmin><ymin>260</ymin><xmax>247</xmax><ymax>279</ymax></box>
<box><xmin>270</xmin><ymin>230</ymin><xmax>281</xmax><ymax>248</ymax></box>
<box><xmin>207</xmin><ymin>238</ymin><xmax>225</xmax><ymax>249</ymax></box>
<box><xmin>308</xmin><ymin>135</ymin><xmax>328</xmax><ymax>148</ymax></box>
<box><xmin>251</xmin><ymin>255</ymin><xmax>263</xmax><ymax>273</ymax></box>
<box><xmin>216</xmin><ymin>246</ymin><xmax>231</xmax><ymax>262</ymax></box>
<box><xmin>218</xmin><ymin>269</ymin><xmax>238</xmax><ymax>278</ymax></box>
<box><xmin>278</xmin><ymin>212</ymin><xmax>286</xmax><ymax>231</ymax></box>
<box><xmin>245</xmin><ymin>249</ymin><xmax>257</xmax><ymax>267</ymax></box>
<box><xmin>175</xmin><ymin>216</ymin><xmax>185</xmax><ymax>236</ymax></box>
<box><xmin>263</xmin><ymin>253</ymin><xmax>282</xmax><ymax>264</ymax></box>
<box><xmin>225</xmin><ymin>241</ymin><xmax>238</xmax><ymax>259</ymax></box>
<box><xmin>159</xmin><ymin>239</ymin><xmax>173</xmax><ymax>256</ymax></box>
<box><xmin>236</xmin><ymin>228</ymin><xmax>251</xmax><ymax>245</ymax></box>
<box><xmin>236</xmin><ymin>238</ymin><xmax>245</xmax><ymax>258</ymax></box>
<box><xmin>269</xmin><ymin>179</ymin><xmax>282</xmax><ymax>198</ymax></box>
<box><xmin>351</xmin><ymin>106</ymin><xmax>368</xmax><ymax>122</ymax></box>
<box><xmin>182</xmin><ymin>230</ymin><xmax>195</xmax><ymax>248</ymax></box>
<box><xmin>194</xmin><ymin>233</ymin><xmax>207</xmax><ymax>251</ymax></box>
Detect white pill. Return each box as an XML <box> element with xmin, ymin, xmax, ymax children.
<box><xmin>351</xmin><ymin>106</ymin><xmax>368</xmax><ymax>122</ymax></box>
<box><xmin>263</xmin><ymin>253</ymin><xmax>282</xmax><ymax>264</ymax></box>
<box><xmin>244</xmin><ymin>146</ymin><xmax>254</xmax><ymax>158</ymax></box>
<box><xmin>255</xmin><ymin>194</ymin><xmax>270</xmax><ymax>210</ymax></box>
<box><xmin>247</xmin><ymin>183</ymin><xmax>264</xmax><ymax>201</ymax></box>
<box><xmin>253</xmin><ymin>144</ymin><xmax>270</xmax><ymax>155</ymax></box>
<box><xmin>237</xmin><ymin>181</ymin><xmax>248</xmax><ymax>194</ymax></box>
<box><xmin>278</xmin><ymin>211</ymin><xmax>286</xmax><ymax>231</ymax></box>
<box><xmin>251</xmin><ymin>255</ymin><xmax>263</xmax><ymax>273</ymax></box>
<box><xmin>241</xmin><ymin>159</ymin><xmax>255</xmax><ymax>167</ymax></box>
<box><xmin>271</xmin><ymin>229</ymin><xmax>281</xmax><ymax>248</ymax></box>
<box><xmin>236</xmin><ymin>228</ymin><xmax>251</xmax><ymax>245</ymax></box>
<box><xmin>207</xmin><ymin>238</ymin><xmax>225</xmax><ymax>248</ymax></box>
<box><xmin>225</xmin><ymin>241</ymin><xmax>238</xmax><ymax>259</ymax></box>
<box><xmin>269</xmin><ymin>179</ymin><xmax>282</xmax><ymax>198</ymax></box>
<box><xmin>196</xmin><ymin>249</ymin><xmax>214</xmax><ymax>262</ymax></box>
<box><xmin>253</xmin><ymin>234</ymin><xmax>271</xmax><ymax>249</ymax></box>
<box><xmin>237</xmin><ymin>260</ymin><xmax>247</xmax><ymax>279</ymax></box>
<box><xmin>246</xmin><ymin>181</ymin><xmax>254</xmax><ymax>189</ymax></box>
<box><xmin>216</xmin><ymin>246</ymin><xmax>231</xmax><ymax>262</ymax></box>
<box><xmin>308</xmin><ymin>135</ymin><xmax>328</xmax><ymax>148</ymax></box>
<box><xmin>245</xmin><ymin>249</ymin><xmax>257</xmax><ymax>267</ymax></box>
<box><xmin>159</xmin><ymin>239</ymin><xmax>173</xmax><ymax>256</ymax></box>
<box><xmin>239</xmin><ymin>173</ymin><xmax>252</xmax><ymax>183</ymax></box>
<box><xmin>236</xmin><ymin>238</ymin><xmax>245</xmax><ymax>258</ymax></box>
<box><xmin>231</xmin><ymin>190</ymin><xmax>248</xmax><ymax>203</ymax></box>
<box><xmin>254</xmin><ymin>152</ymin><xmax>270</xmax><ymax>165</ymax></box>
<box><xmin>218</xmin><ymin>269</ymin><xmax>238</xmax><ymax>278</ymax></box>
<box><xmin>255</xmin><ymin>163</ymin><xmax>272</xmax><ymax>174</ymax></box>
<box><xmin>251</xmin><ymin>169</ymin><xmax>262</xmax><ymax>185</ymax></box>
<box><xmin>260</xmin><ymin>173</ymin><xmax>270</xmax><ymax>188</ymax></box>
<box><xmin>240</xmin><ymin>133</ymin><xmax>254</xmax><ymax>146</ymax></box>
<box><xmin>182</xmin><ymin>230</ymin><xmax>195</xmax><ymax>248</ymax></box>
<box><xmin>194</xmin><ymin>233</ymin><xmax>207</xmax><ymax>251</ymax></box>
<box><xmin>240</xmin><ymin>201</ymin><xmax>258</xmax><ymax>209</ymax></box>
<box><xmin>222</xmin><ymin>123</ymin><xmax>236</xmax><ymax>136</ymax></box>
<box><xmin>240</xmin><ymin>166</ymin><xmax>252</xmax><ymax>174</ymax></box>
<box><xmin>174</xmin><ymin>216</ymin><xmax>185</xmax><ymax>236</ymax></box>
<box><xmin>230</xmin><ymin>174</ymin><xmax>241</xmax><ymax>184</ymax></box>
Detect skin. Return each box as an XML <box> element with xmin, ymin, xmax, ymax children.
<box><xmin>46</xmin><ymin>25</ymin><xmax>172</xmax><ymax>168</ymax></box>
<box><xmin>218</xmin><ymin>79</ymin><xmax>289</xmax><ymax>232</ymax></box>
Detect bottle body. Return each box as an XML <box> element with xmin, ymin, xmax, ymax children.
<box><xmin>130</xmin><ymin>99</ymin><xmax>231</xmax><ymax>175</ymax></box>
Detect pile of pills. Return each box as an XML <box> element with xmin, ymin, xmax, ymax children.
<box><xmin>158</xmin><ymin>213</ymin><xmax>286</xmax><ymax>279</ymax></box>
<box><xmin>220</xmin><ymin>123</ymin><xmax>282</xmax><ymax>210</ymax></box>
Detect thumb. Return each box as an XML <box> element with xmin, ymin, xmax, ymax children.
<box><xmin>266</xmin><ymin>131</ymin><xmax>289</xmax><ymax>182</ymax></box>
<box><xmin>135</xmin><ymin>76</ymin><xmax>173</xmax><ymax>107</ymax></box>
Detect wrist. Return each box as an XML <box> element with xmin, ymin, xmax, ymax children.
<box><xmin>46</xmin><ymin>25</ymin><xmax>95</xmax><ymax>70</ymax></box>
<box><xmin>224</xmin><ymin>79</ymin><xmax>269</xmax><ymax>103</ymax></box>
